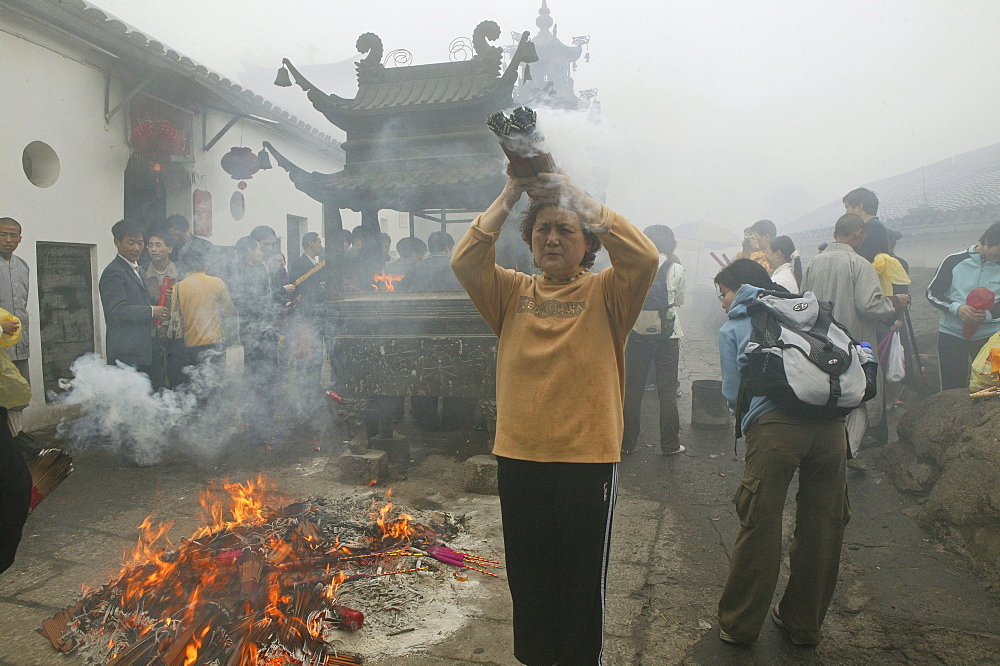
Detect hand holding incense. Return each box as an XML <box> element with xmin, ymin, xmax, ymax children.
<box><xmin>487</xmin><ymin>107</ymin><xmax>556</xmax><ymax>177</ymax></box>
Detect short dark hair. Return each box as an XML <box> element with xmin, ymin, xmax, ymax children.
<box><xmin>834</xmin><ymin>213</ymin><xmax>865</xmax><ymax>238</ymax></box>
<box><xmin>301</xmin><ymin>231</ymin><xmax>320</xmax><ymax>250</ymax></box>
<box><xmin>235</xmin><ymin>236</ymin><xmax>259</xmax><ymax>256</ymax></box>
<box><xmin>769</xmin><ymin>235</ymin><xmax>795</xmax><ymax>262</ymax></box>
<box><xmin>165</xmin><ymin>214</ymin><xmax>190</xmax><ymax>232</ymax></box>
<box><xmin>749</xmin><ymin>219</ymin><xmax>777</xmax><ymax>239</ymax></box>
<box><xmin>146</xmin><ymin>225</ymin><xmax>172</xmax><ymax>246</ymax></box>
<box><xmin>112</xmin><ymin>219</ymin><xmax>144</xmax><ymax>242</ymax></box>
<box><xmin>427</xmin><ymin>231</ymin><xmax>455</xmax><ymax>254</ymax></box>
<box><xmin>714</xmin><ymin>258</ymin><xmax>781</xmax><ymax>293</ymax></box>
<box><xmin>352</xmin><ymin>226</ymin><xmax>378</xmax><ymax>247</ymax></box>
<box><xmin>396</xmin><ymin>236</ymin><xmax>427</xmax><ymax>260</ymax></box>
<box><xmin>980</xmin><ymin>222</ymin><xmax>1000</xmax><ymax>247</ymax></box>
<box><xmin>843</xmin><ymin>188</ymin><xmax>879</xmax><ymax>216</ymax></box>
<box><xmin>249</xmin><ymin>225</ymin><xmax>277</xmax><ymax>242</ymax></box>
<box><xmin>0</xmin><ymin>218</ymin><xmax>22</xmax><ymax>233</ymax></box>
<box><xmin>518</xmin><ymin>201</ymin><xmax>603</xmax><ymax>270</ymax></box>
<box><xmin>644</xmin><ymin>225</ymin><xmax>676</xmax><ymax>255</ymax></box>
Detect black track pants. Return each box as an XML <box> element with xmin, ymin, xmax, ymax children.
<box><xmin>497</xmin><ymin>456</ymin><xmax>617</xmax><ymax>666</ymax></box>
<box><xmin>0</xmin><ymin>408</ymin><xmax>31</xmax><ymax>574</ymax></box>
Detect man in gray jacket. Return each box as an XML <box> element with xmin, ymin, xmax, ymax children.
<box><xmin>0</xmin><ymin>218</ymin><xmax>32</xmax><ymax>449</ymax></box>
<box><xmin>801</xmin><ymin>213</ymin><xmax>909</xmax><ymax>448</ymax></box>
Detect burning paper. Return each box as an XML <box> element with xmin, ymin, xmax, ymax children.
<box><xmin>39</xmin><ymin>477</ymin><xmax>499</xmax><ymax>665</ymax></box>
<box><xmin>486</xmin><ymin>106</ymin><xmax>557</xmax><ymax>177</ymax></box>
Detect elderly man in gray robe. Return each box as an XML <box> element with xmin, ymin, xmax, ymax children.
<box><xmin>0</xmin><ymin>218</ymin><xmax>33</xmax><ymax>450</ymax></box>
<box><xmin>801</xmin><ymin>213</ymin><xmax>909</xmax><ymax>452</ymax></box>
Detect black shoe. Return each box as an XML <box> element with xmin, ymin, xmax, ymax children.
<box><xmin>858</xmin><ymin>435</ymin><xmax>886</xmax><ymax>451</ymax></box>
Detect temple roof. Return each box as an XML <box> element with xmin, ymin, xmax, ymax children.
<box><xmin>789</xmin><ymin>142</ymin><xmax>1000</xmax><ymax>234</ymax></box>
<box><xmin>328</xmin><ymin>59</ymin><xmax>511</xmax><ymax>115</ymax></box>
<box><xmin>279</xmin><ymin>23</ymin><xmax>537</xmax><ymax>131</ymax></box>
<box><xmin>263</xmin><ymin>141</ymin><xmax>505</xmax><ymax>211</ymax></box>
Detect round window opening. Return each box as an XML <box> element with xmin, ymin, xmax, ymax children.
<box><xmin>22</xmin><ymin>141</ymin><xmax>60</xmax><ymax>188</ymax></box>
<box><xmin>230</xmin><ymin>191</ymin><xmax>245</xmax><ymax>221</ymax></box>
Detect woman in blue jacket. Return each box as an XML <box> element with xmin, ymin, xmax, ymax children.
<box><xmin>714</xmin><ymin>259</ymin><xmax>849</xmax><ymax>647</ymax></box>
<box><xmin>926</xmin><ymin>222</ymin><xmax>1000</xmax><ymax>391</ymax></box>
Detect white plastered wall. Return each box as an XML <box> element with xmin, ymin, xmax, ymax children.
<box><xmin>0</xmin><ymin>9</ymin><xmax>352</xmax><ymax>427</ymax></box>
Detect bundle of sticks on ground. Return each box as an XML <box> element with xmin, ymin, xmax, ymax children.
<box><xmin>38</xmin><ymin>479</ymin><xmax>499</xmax><ymax>665</ymax></box>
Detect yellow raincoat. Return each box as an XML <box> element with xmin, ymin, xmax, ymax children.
<box><xmin>0</xmin><ymin>308</ymin><xmax>30</xmax><ymax>408</ymax></box>
<box><xmin>872</xmin><ymin>253</ymin><xmax>911</xmax><ymax>296</ymax></box>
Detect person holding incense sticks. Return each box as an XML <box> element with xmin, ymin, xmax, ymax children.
<box><xmin>452</xmin><ymin>169</ymin><xmax>658</xmax><ymax>665</ymax></box>
<box><xmin>144</xmin><ymin>228</ymin><xmax>185</xmax><ymax>389</ymax></box>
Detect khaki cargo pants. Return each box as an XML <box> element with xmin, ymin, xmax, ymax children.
<box><xmin>718</xmin><ymin>409</ymin><xmax>850</xmax><ymax>644</ymax></box>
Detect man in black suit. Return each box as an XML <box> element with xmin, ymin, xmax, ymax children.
<box><xmin>99</xmin><ymin>220</ymin><xmax>168</xmax><ymax>372</ymax></box>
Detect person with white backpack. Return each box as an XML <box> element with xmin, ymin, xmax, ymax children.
<box><xmin>622</xmin><ymin>225</ymin><xmax>686</xmax><ymax>455</ymax></box>
<box><xmin>714</xmin><ymin>258</ymin><xmax>862</xmax><ymax>647</ymax></box>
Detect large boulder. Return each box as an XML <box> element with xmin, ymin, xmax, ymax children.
<box><xmin>886</xmin><ymin>390</ymin><xmax>1000</xmax><ymax>578</ymax></box>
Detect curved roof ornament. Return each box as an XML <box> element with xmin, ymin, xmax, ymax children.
<box><xmin>356</xmin><ymin>32</ymin><xmax>384</xmax><ymax>69</ymax></box>
<box><xmin>472</xmin><ymin>20</ymin><xmax>503</xmax><ymax>62</ymax></box>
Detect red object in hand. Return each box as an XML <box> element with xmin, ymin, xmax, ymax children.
<box><xmin>29</xmin><ymin>485</ymin><xmax>44</xmax><ymax>512</ymax></box>
<box><xmin>334</xmin><ymin>605</ymin><xmax>364</xmax><ymax>631</ymax></box>
<box><xmin>154</xmin><ymin>277</ymin><xmax>173</xmax><ymax>326</ymax></box>
<box><xmin>964</xmin><ymin>287</ymin><xmax>996</xmax><ymax>338</ymax></box>
<box><xmin>325</xmin><ymin>390</ymin><xmax>343</xmax><ymax>404</ymax></box>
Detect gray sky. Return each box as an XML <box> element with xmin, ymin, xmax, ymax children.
<box><xmin>99</xmin><ymin>0</ymin><xmax>1000</xmax><ymax>231</ymax></box>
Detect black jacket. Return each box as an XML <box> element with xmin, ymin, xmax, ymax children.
<box><xmin>99</xmin><ymin>255</ymin><xmax>154</xmax><ymax>368</ymax></box>
<box><xmin>288</xmin><ymin>254</ymin><xmax>330</xmax><ymax>315</ymax></box>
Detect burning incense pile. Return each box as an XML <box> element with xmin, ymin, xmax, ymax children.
<box><xmin>38</xmin><ymin>477</ymin><xmax>499</xmax><ymax>665</ymax></box>
<box><xmin>486</xmin><ymin>106</ymin><xmax>556</xmax><ymax>177</ymax></box>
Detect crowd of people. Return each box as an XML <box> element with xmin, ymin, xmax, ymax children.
<box><xmin>3</xmin><ymin>166</ymin><xmax>1000</xmax><ymax>663</ymax></box>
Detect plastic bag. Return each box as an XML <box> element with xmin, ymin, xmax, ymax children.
<box><xmin>968</xmin><ymin>330</ymin><xmax>1000</xmax><ymax>393</ymax></box>
<box><xmin>884</xmin><ymin>331</ymin><xmax>905</xmax><ymax>383</ymax></box>
<box><xmin>845</xmin><ymin>406</ymin><xmax>868</xmax><ymax>457</ymax></box>
<box><xmin>0</xmin><ymin>352</ymin><xmax>31</xmax><ymax>409</ymax></box>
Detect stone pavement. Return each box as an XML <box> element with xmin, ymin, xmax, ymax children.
<box><xmin>2</xmin><ymin>326</ymin><xmax>1000</xmax><ymax>664</ymax></box>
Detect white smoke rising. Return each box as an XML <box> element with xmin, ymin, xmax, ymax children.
<box><xmin>51</xmin><ymin>353</ymin><xmax>244</xmax><ymax>466</ymax></box>
<box><xmin>511</xmin><ymin>106</ymin><xmax>612</xmax><ymax>205</ymax></box>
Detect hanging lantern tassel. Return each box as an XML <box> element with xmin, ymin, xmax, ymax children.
<box><xmin>523</xmin><ymin>63</ymin><xmax>532</xmax><ymax>83</ymax></box>
<box><xmin>274</xmin><ymin>65</ymin><xmax>292</xmax><ymax>87</ymax></box>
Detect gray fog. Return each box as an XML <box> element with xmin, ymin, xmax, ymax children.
<box><xmin>97</xmin><ymin>0</ymin><xmax>1000</xmax><ymax>231</ymax></box>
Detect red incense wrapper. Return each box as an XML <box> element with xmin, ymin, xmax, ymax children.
<box><xmin>154</xmin><ymin>276</ymin><xmax>173</xmax><ymax>326</ymax></box>
<box><xmin>334</xmin><ymin>605</ymin><xmax>364</xmax><ymax>631</ymax></box>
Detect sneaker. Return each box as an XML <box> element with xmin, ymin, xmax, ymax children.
<box><xmin>719</xmin><ymin>629</ymin><xmax>750</xmax><ymax>646</ymax></box>
<box><xmin>771</xmin><ymin>606</ymin><xmax>818</xmax><ymax>646</ymax></box>
<box><xmin>662</xmin><ymin>445</ymin><xmax>686</xmax><ymax>456</ymax></box>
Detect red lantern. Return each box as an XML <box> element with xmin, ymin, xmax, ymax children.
<box><xmin>130</xmin><ymin>121</ymin><xmax>184</xmax><ymax>157</ymax></box>
<box><xmin>221</xmin><ymin>147</ymin><xmax>260</xmax><ymax>181</ymax></box>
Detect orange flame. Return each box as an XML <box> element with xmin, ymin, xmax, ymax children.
<box><xmin>372</xmin><ymin>272</ymin><xmax>404</xmax><ymax>292</ymax></box>
<box><xmin>373</xmin><ymin>490</ymin><xmax>418</xmax><ymax>543</ymax></box>
<box><xmin>182</xmin><ymin>625</ymin><xmax>210</xmax><ymax>666</ymax></box>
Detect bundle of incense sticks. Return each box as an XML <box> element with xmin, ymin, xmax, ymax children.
<box><xmin>486</xmin><ymin>106</ymin><xmax>556</xmax><ymax>177</ymax></box>
<box><xmin>28</xmin><ymin>448</ymin><xmax>73</xmax><ymax>513</ymax></box>
<box><xmin>153</xmin><ymin>276</ymin><xmax>172</xmax><ymax>326</ymax></box>
<box><xmin>419</xmin><ymin>545</ymin><xmax>501</xmax><ymax>578</ymax></box>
